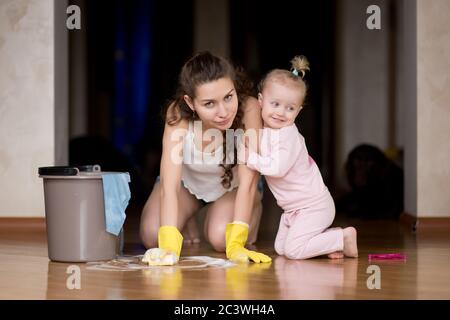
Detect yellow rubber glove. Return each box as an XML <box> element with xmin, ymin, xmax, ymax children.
<box><xmin>149</xmin><ymin>226</ymin><xmax>183</xmax><ymax>265</ymax></box>
<box><xmin>158</xmin><ymin>225</ymin><xmax>183</xmax><ymax>256</ymax></box>
<box><xmin>225</xmin><ymin>222</ymin><xmax>272</xmax><ymax>263</ymax></box>
<box><xmin>142</xmin><ymin>226</ymin><xmax>183</xmax><ymax>266</ymax></box>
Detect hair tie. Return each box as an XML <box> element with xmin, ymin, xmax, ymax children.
<box><xmin>291</xmin><ymin>69</ymin><xmax>299</xmax><ymax>77</ymax></box>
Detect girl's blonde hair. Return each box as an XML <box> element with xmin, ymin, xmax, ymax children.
<box><xmin>258</xmin><ymin>55</ymin><xmax>310</xmax><ymax>103</ymax></box>
<box><xmin>290</xmin><ymin>55</ymin><xmax>310</xmax><ymax>79</ymax></box>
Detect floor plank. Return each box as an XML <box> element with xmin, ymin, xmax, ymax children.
<box><xmin>1</xmin><ymin>216</ymin><xmax>450</xmax><ymax>300</ymax></box>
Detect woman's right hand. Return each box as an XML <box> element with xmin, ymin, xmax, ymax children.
<box><xmin>142</xmin><ymin>226</ymin><xmax>184</xmax><ymax>266</ymax></box>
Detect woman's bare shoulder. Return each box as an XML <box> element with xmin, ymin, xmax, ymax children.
<box><xmin>164</xmin><ymin>102</ymin><xmax>189</xmax><ymax>132</ymax></box>
<box><xmin>241</xmin><ymin>96</ymin><xmax>260</xmax><ymax>113</ymax></box>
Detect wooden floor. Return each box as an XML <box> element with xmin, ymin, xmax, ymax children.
<box><xmin>1</xmin><ymin>214</ymin><xmax>450</xmax><ymax>300</ymax></box>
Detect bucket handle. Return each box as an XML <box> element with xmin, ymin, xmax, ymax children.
<box><xmin>38</xmin><ymin>166</ymin><xmax>80</xmax><ymax>176</ymax></box>
<box><xmin>76</xmin><ymin>164</ymin><xmax>101</xmax><ymax>172</ymax></box>
<box><xmin>38</xmin><ymin>165</ymin><xmax>101</xmax><ymax>176</ymax></box>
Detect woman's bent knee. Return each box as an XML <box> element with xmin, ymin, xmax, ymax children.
<box><xmin>139</xmin><ymin>217</ymin><xmax>158</xmax><ymax>249</ymax></box>
<box><xmin>209</xmin><ymin>237</ymin><xmax>225</xmax><ymax>252</ymax></box>
<box><xmin>208</xmin><ymin>229</ymin><xmax>226</xmax><ymax>252</ymax></box>
<box><xmin>140</xmin><ymin>227</ymin><xmax>158</xmax><ymax>249</ymax></box>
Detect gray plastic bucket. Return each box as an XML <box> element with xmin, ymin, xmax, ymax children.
<box><xmin>38</xmin><ymin>165</ymin><xmax>125</xmax><ymax>262</ymax></box>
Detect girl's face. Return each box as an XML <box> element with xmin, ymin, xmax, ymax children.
<box><xmin>184</xmin><ymin>77</ymin><xmax>238</xmax><ymax>131</ymax></box>
<box><xmin>258</xmin><ymin>80</ymin><xmax>303</xmax><ymax>129</ymax></box>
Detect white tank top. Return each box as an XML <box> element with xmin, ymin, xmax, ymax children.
<box><xmin>181</xmin><ymin>120</ymin><xmax>239</xmax><ymax>202</ymax></box>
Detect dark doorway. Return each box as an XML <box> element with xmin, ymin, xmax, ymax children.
<box><xmin>229</xmin><ymin>0</ymin><xmax>337</xmax><ymax>189</ymax></box>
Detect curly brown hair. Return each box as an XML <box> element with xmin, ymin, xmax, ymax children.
<box><xmin>161</xmin><ymin>51</ymin><xmax>255</xmax><ymax>189</ymax></box>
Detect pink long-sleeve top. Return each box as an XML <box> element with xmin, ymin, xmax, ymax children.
<box><xmin>247</xmin><ymin>123</ymin><xmax>329</xmax><ymax>212</ymax></box>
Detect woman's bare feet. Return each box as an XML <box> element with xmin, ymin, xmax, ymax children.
<box><xmin>343</xmin><ymin>227</ymin><xmax>358</xmax><ymax>258</ymax></box>
<box><xmin>327</xmin><ymin>251</ymin><xmax>344</xmax><ymax>259</ymax></box>
<box><xmin>181</xmin><ymin>216</ymin><xmax>201</xmax><ymax>245</ymax></box>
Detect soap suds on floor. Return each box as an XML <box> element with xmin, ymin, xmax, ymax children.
<box><xmin>86</xmin><ymin>255</ymin><xmax>235</xmax><ymax>272</ymax></box>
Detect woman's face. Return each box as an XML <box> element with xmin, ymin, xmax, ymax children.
<box><xmin>184</xmin><ymin>77</ymin><xmax>238</xmax><ymax>131</ymax></box>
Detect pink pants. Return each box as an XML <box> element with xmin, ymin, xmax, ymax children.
<box><xmin>274</xmin><ymin>192</ymin><xmax>344</xmax><ymax>259</ymax></box>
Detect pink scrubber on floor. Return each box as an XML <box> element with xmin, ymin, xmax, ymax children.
<box><xmin>368</xmin><ymin>253</ymin><xmax>407</xmax><ymax>261</ymax></box>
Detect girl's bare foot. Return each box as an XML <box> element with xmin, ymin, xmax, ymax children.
<box><xmin>182</xmin><ymin>216</ymin><xmax>201</xmax><ymax>245</ymax></box>
<box><xmin>343</xmin><ymin>227</ymin><xmax>358</xmax><ymax>258</ymax></box>
<box><xmin>328</xmin><ymin>251</ymin><xmax>344</xmax><ymax>259</ymax></box>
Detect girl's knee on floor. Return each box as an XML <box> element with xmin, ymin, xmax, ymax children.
<box><xmin>274</xmin><ymin>239</ymin><xmax>285</xmax><ymax>256</ymax></box>
<box><xmin>283</xmin><ymin>243</ymin><xmax>309</xmax><ymax>260</ymax></box>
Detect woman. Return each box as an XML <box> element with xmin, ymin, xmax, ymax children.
<box><xmin>139</xmin><ymin>51</ymin><xmax>271</xmax><ymax>264</ymax></box>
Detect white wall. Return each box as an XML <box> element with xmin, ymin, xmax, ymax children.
<box><xmin>0</xmin><ymin>0</ymin><xmax>68</xmax><ymax>217</ymax></box>
<box><xmin>416</xmin><ymin>0</ymin><xmax>450</xmax><ymax>217</ymax></box>
<box><xmin>336</xmin><ymin>0</ymin><xmax>450</xmax><ymax>218</ymax></box>
<box><xmin>396</xmin><ymin>0</ymin><xmax>417</xmax><ymax>216</ymax></box>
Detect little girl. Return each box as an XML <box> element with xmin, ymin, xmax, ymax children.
<box><xmin>244</xmin><ymin>56</ymin><xmax>358</xmax><ymax>260</ymax></box>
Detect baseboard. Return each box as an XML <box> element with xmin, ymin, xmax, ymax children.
<box><xmin>0</xmin><ymin>217</ymin><xmax>46</xmax><ymax>229</ymax></box>
<box><xmin>400</xmin><ymin>212</ymin><xmax>450</xmax><ymax>232</ymax></box>
<box><xmin>399</xmin><ymin>212</ymin><xmax>418</xmax><ymax>231</ymax></box>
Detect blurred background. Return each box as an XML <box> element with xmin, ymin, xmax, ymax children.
<box><xmin>71</xmin><ymin>0</ymin><xmax>340</xmax><ymax>189</ymax></box>
<box><xmin>6</xmin><ymin>0</ymin><xmax>450</xmax><ymax>240</ymax></box>
<box><xmin>67</xmin><ymin>0</ymin><xmax>405</xmax><ymax>220</ymax></box>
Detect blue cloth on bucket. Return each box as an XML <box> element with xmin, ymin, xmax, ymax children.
<box><xmin>101</xmin><ymin>173</ymin><xmax>131</xmax><ymax>236</ymax></box>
